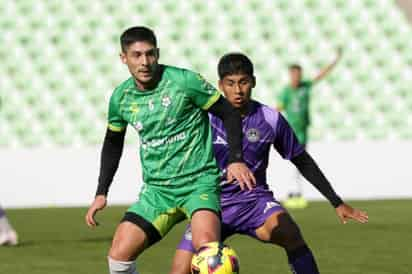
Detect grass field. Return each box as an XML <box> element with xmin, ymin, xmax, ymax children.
<box><xmin>1</xmin><ymin>200</ymin><xmax>411</xmax><ymax>274</ymax></box>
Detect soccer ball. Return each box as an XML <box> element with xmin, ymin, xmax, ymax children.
<box><xmin>191</xmin><ymin>242</ymin><xmax>239</xmax><ymax>274</ymax></box>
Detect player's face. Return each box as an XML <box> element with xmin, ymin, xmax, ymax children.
<box><xmin>289</xmin><ymin>68</ymin><xmax>302</xmax><ymax>87</ymax></box>
<box><xmin>219</xmin><ymin>73</ymin><xmax>255</xmax><ymax>109</ymax></box>
<box><xmin>120</xmin><ymin>41</ymin><xmax>159</xmax><ymax>87</ymax></box>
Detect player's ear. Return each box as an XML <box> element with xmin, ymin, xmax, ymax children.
<box><xmin>155</xmin><ymin>48</ymin><xmax>160</xmax><ymax>59</ymax></box>
<box><xmin>120</xmin><ymin>51</ymin><xmax>127</xmax><ymax>64</ymax></box>
<box><xmin>218</xmin><ymin>79</ymin><xmax>224</xmax><ymax>91</ymax></box>
<box><xmin>251</xmin><ymin>76</ymin><xmax>256</xmax><ymax>88</ymax></box>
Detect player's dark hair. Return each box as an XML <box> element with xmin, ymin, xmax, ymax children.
<box><xmin>218</xmin><ymin>53</ymin><xmax>254</xmax><ymax>79</ymax></box>
<box><xmin>120</xmin><ymin>26</ymin><xmax>157</xmax><ymax>52</ymax></box>
<box><xmin>289</xmin><ymin>64</ymin><xmax>302</xmax><ymax>71</ymax></box>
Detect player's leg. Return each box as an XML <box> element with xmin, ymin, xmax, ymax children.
<box><xmin>181</xmin><ymin>180</ymin><xmax>221</xmax><ymax>251</ymax></box>
<box><xmin>255</xmin><ymin>210</ymin><xmax>319</xmax><ymax>274</ymax></box>
<box><xmin>108</xmin><ymin>218</ymin><xmax>149</xmax><ymax>274</ymax></box>
<box><xmin>109</xmin><ymin>185</ymin><xmax>185</xmax><ymax>274</ymax></box>
<box><xmin>0</xmin><ymin>206</ymin><xmax>18</xmax><ymax>246</ymax></box>
<box><xmin>169</xmin><ymin>222</ymin><xmax>234</xmax><ymax>274</ymax></box>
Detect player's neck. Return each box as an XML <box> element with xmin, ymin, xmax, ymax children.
<box><xmin>239</xmin><ymin>101</ymin><xmax>252</xmax><ymax>117</ymax></box>
<box><xmin>134</xmin><ymin>66</ymin><xmax>163</xmax><ymax>91</ymax></box>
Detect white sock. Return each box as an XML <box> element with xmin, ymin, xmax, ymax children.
<box><xmin>108</xmin><ymin>257</ymin><xmax>139</xmax><ymax>274</ymax></box>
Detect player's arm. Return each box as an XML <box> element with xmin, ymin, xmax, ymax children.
<box><xmin>208</xmin><ymin>97</ymin><xmax>256</xmax><ymax>190</ymax></box>
<box><xmin>272</xmin><ymin>113</ymin><xmax>367</xmax><ymax>224</ymax></box>
<box><xmin>86</xmin><ymin>91</ymin><xmax>127</xmax><ymax>228</ymax></box>
<box><xmin>183</xmin><ymin>70</ymin><xmax>255</xmax><ymax>190</ymax></box>
<box><xmin>95</xmin><ymin>128</ymin><xmax>126</xmax><ymax>196</ymax></box>
<box><xmin>312</xmin><ymin>47</ymin><xmax>342</xmax><ymax>83</ymax></box>
<box><xmin>291</xmin><ymin>151</ymin><xmax>368</xmax><ymax>224</ymax></box>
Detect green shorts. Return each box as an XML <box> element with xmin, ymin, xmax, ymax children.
<box><xmin>123</xmin><ymin>173</ymin><xmax>220</xmax><ymax>244</ymax></box>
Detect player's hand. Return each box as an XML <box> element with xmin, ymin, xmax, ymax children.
<box><xmin>335</xmin><ymin>203</ymin><xmax>368</xmax><ymax>224</ymax></box>
<box><xmin>85</xmin><ymin>195</ymin><xmax>107</xmax><ymax>228</ymax></box>
<box><xmin>227</xmin><ymin>162</ymin><xmax>256</xmax><ymax>191</ymax></box>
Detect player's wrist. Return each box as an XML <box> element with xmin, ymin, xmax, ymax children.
<box><xmin>228</xmin><ymin>151</ymin><xmax>243</xmax><ymax>164</ymax></box>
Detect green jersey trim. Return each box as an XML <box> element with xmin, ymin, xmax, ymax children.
<box><xmin>201</xmin><ymin>92</ymin><xmax>221</xmax><ymax>110</ymax></box>
<box><xmin>108</xmin><ymin>124</ymin><xmax>126</xmax><ymax>132</ymax></box>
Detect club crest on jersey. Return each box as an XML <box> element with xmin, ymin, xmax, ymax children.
<box><xmin>133</xmin><ymin>121</ymin><xmax>143</xmax><ymax>132</ymax></box>
<box><xmin>162</xmin><ymin>95</ymin><xmax>171</xmax><ymax>108</ymax></box>
<box><xmin>246</xmin><ymin>128</ymin><xmax>260</xmax><ymax>142</ymax></box>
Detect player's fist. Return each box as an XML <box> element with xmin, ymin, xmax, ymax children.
<box><xmin>335</xmin><ymin>203</ymin><xmax>368</xmax><ymax>224</ymax></box>
<box><xmin>85</xmin><ymin>195</ymin><xmax>107</xmax><ymax>228</ymax></box>
<box><xmin>227</xmin><ymin>162</ymin><xmax>256</xmax><ymax>191</ymax></box>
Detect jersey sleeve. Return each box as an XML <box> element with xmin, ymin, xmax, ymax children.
<box><xmin>183</xmin><ymin>70</ymin><xmax>221</xmax><ymax>110</ymax></box>
<box><xmin>273</xmin><ymin>114</ymin><xmax>305</xmax><ymax>159</ymax></box>
<box><xmin>304</xmin><ymin>80</ymin><xmax>314</xmax><ymax>88</ymax></box>
<box><xmin>107</xmin><ymin>91</ymin><xmax>127</xmax><ymax>132</ymax></box>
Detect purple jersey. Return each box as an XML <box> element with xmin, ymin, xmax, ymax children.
<box><xmin>211</xmin><ymin>100</ymin><xmax>304</xmax><ymax>204</ymax></box>
<box><xmin>176</xmin><ymin>101</ymin><xmax>304</xmax><ymax>253</ymax></box>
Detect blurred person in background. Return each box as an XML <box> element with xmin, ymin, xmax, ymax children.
<box><xmin>0</xmin><ymin>206</ymin><xmax>18</xmax><ymax>246</ymax></box>
<box><xmin>277</xmin><ymin>48</ymin><xmax>342</xmax><ymax>209</ymax></box>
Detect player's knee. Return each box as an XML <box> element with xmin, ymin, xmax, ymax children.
<box><xmin>108</xmin><ymin>257</ymin><xmax>138</xmax><ymax>274</ymax></box>
<box><xmin>109</xmin><ymin>242</ymin><xmax>135</xmax><ymax>261</ymax></box>
<box><xmin>192</xmin><ymin>232</ymin><xmax>218</xmax><ymax>251</ymax></box>
<box><xmin>270</xmin><ymin>214</ymin><xmax>305</xmax><ymax>250</ymax></box>
<box><xmin>169</xmin><ymin>263</ymin><xmax>190</xmax><ymax>274</ymax></box>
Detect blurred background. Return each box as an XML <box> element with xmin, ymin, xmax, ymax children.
<box><xmin>1</xmin><ymin>0</ymin><xmax>411</xmax><ymax>207</ymax></box>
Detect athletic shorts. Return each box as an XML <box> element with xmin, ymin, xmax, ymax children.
<box><xmin>122</xmin><ymin>175</ymin><xmax>220</xmax><ymax>246</ymax></box>
<box><xmin>177</xmin><ymin>194</ymin><xmax>284</xmax><ymax>252</ymax></box>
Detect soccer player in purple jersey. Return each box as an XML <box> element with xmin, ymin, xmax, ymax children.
<box><xmin>169</xmin><ymin>53</ymin><xmax>368</xmax><ymax>274</ymax></box>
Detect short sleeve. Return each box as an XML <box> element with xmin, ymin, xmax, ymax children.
<box><xmin>183</xmin><ymin>70</ymin><xmax>221</xmax><ymax>110</ymax></box>
<box><xmin>107</xmin><ymin>91</ymin><xmax>127</xmax><ymax>132</ymax></box>
<box><xmin>304</xmin><ymin>80</ymin><xmax>314</xmax><ymax>88</ymax></box>
<box><xmin>273</xmin><ymin>114</ymin><xmax>305</xmax><ymax>159</ymax></box>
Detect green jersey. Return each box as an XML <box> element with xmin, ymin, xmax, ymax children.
<box><xmin>278</xmin><ymin>81</ymin><xmax>313</xmax><ymax>144</ymax></box>
<box><xmin>108</xmin><ymin>65</ymin><xmax>221</xmax><ymax>186</ymax></box>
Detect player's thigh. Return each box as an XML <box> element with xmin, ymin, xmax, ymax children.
<box><xmin>256</xmin><ymin>211</ymin><xmax>304</xmax><ymax>248</ymax></box>
<box><xmin>180</xmin><ymin>177</ymin><xmax>221</xmax><ymax>249</ymax></box>
<box><xmin>191</xmin><ymin>210</ymin><xmax>220</xmax><ymax>250</ymax></box>
<box><xmin>109</xmin><ymin>221</ymin><xmax>148</xmax><ymax>261</ymax></box>
<box><xmin>169</xmin><ymin>249</ymin><xmax>194</xmax><ymax>274</ymax></box>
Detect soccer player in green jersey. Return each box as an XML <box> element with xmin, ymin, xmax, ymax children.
<box><xmin>85</xmin><ymin>26</ymin><xmax>255</xmax><ymax>274</ymax></box>
<box><xmin>277</xmin><ymin>49</ymin><xmax>342</xmax><ymax>208</ymax></box>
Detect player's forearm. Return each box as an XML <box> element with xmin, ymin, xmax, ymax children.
<box><xmin>208</xmin><ymin>97</ymin><xmax>243</xmax><ymax>163</ymax></box>
<box><xmin>95</xmin><ymin>128</ymin><xmax>126</xmax><ymax>196</ymax></box>
<box><xmin>291</xmin><ymin>151</ymin><xmax>343</xmax><ymax>207</ymax></box>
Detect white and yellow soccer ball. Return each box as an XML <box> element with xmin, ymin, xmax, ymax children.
<box><xmin>191</xmin><ymin>242</ymin><xmax>239</xmax><ymax>274</ymax></box>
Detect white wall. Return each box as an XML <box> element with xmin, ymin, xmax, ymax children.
<box><xmin>1</xmin><ymin>141</ymin><xmax>411</xmax><ymax>208</ymax></box>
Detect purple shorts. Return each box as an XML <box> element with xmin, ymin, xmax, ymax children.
<box><xmin>177</xmin><ymin>194</ymin><xmax>284</xmax><ymax>252</ymax></box>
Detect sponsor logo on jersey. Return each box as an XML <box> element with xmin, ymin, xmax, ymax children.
<box><xmin>246</xmin><ymin>128</ymin><xmax>260</xmax><ymax>142</ymax></box>
<box><xmin>263</xmin><ymin>201</ymin><xmax>280</xmax><ymax>214</ymax></box>
<box><xmin>213</xmin><ymin>135</ymin><xmax>227</xmax><ymax>145</ymax></box>
<box><xmin>199</xmin><ymin>194</ymin><xmax>209</xmax><ymax>201</ymax></box>
<box><xmin>141</xmin><ymin>132</ymin><xmax>186</xmax><ymax>149</ymax></box>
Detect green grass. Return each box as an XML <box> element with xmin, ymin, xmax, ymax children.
<box><xmin>1</xmin><ymin>200</ymin><xmax>411</xmax><ymax>274</ymax></box>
